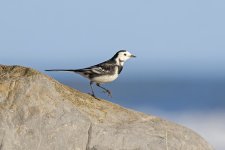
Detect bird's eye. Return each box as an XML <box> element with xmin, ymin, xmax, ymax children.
<box><xmin>124</xmin><ymin>53</ymin><xmax>127</xmax><ymax>56</ymax></box>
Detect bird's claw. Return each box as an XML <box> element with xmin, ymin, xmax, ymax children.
<box><xmin>88</xmin><ymin>93</ymin><xmax>96</xmax><ymax>98</ymax></box>
<box><xmin>102</xmin><ymin>90</ymin><xmax>112</xmax><ymax>97</ymax></box>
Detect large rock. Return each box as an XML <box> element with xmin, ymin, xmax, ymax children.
<box><xmin>0</xmin><ymin>65</ymin><xmax>213</xmax><ymax>150</ymax></box>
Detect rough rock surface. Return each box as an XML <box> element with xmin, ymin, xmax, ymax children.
<box><xmin>0</xmin><ymin>65</ymin><xmax>213</xmax><ymax>150</ymax></box>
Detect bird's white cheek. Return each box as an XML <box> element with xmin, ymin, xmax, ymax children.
<box><xmin>123</xmin><ymin>57</ymin><xmax>130</xmax><ymax>61</ymax></box>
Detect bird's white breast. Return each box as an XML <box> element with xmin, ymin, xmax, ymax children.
<box><xmin>91</xmin><ymin>74</ymin><xmax>118</xmax><ymax>83</ymax></box>
<box><xmin>91</xmin><ymin>67</ymin><xmax>119</xmax><ymax>83</ymax></box>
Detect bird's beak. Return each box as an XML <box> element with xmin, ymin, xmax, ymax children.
<box><xmin>130</xmin><ymin>54</ymin><xmax>136</xmax><ymax>58</ymax></box>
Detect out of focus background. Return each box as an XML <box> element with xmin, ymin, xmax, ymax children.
<box><xmin>1</xmin><ymin>0</ymin><xmax>225</xmax><ymax>149</ymax></box>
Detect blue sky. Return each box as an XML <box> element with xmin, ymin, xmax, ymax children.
<box><xmin>1</xmin><ymin>0</ymin><xmax>225</xmax><ymax>149</ymax></box>
<box><xmin>1</xmin><ymin>0</ymin><xmax>225</xmax><ymax>79</ymax></box>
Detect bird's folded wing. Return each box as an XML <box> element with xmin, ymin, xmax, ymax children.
<box><xmin>85</xmin><ymin>63</ymin><xmax>116</xmax><ymax>75</ymax></box>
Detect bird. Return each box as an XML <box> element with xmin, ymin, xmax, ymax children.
<box><xmin>45</xmin><ymin>50</ymin><xmax>136</xmax><ymax>97</ymax></box>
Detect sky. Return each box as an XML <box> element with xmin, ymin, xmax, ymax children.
<box><xmin>1</xmin><ymin>0</ymin><xmax>225</xmax><ymax>149</ymax></box>
<box><xmin>1</xmin><ymin>0</ymin><xmax>225</xmax><ymax>79</ymax></box>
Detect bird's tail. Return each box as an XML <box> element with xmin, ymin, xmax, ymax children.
<box><xmin>45</xmin><ymin>69</ymin><xmax>77</xmax><ymax>72</ymax></box>
<box><xmin>45</xmin><ymin>69</ymin><xmax>90</xmax><ymax>78</ymax></box>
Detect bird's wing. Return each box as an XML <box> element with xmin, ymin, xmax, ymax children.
<box><xmin>73</xmin><ymin>59</ymin><xmax>115</xmax><ymax>76</ymax></box>
<box><xmin>84</xmin><ymin>61</ymin><xmax>116</xmax><ymax>75</ymax></box>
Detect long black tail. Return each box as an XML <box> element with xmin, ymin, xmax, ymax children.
<box><xmin>45</xmin><ymin>69</ymin><xmax>77</xmax><ymax>72</ymax></box>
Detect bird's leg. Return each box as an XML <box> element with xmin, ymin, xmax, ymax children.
<box><xmin>89</xmin><ymin>81</ymin><xmax>96</xmax><ymax>97</ymax></box>
<box><xmin>96</xmin><ymin>83</ymin><xmax>112</xmax><ymax>97</ymax></box>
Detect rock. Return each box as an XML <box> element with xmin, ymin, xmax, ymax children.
<box><xmin>0</xmin><ymin>65</ymin><xmax>213</xmax><ymax>150</ymax></box>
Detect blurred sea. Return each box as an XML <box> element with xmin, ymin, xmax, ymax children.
<box><xmin>47</xmin><ymin>73</ymin><xmax>225</xmax><ymax>112</ymax></box>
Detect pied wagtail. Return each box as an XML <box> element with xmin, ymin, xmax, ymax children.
<box><xmin>45</xmin><ymin>50</ymin><xmax>136</xmax><ymax>97</ymax></box>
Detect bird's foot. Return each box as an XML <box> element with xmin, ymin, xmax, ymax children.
<box><xmin>88</xmin><ymin>93</ymin><xmax>101</xmax><ymax>100</ymax></box>
<box><xmin>88</xmin><ymin>93</ymin><xmax>96</xmax><ymax>97</ymax></box>
<box><xmin>102</xmin><ymin>90</ymin><xmax>112</xmax><ymax>97</ymax></box>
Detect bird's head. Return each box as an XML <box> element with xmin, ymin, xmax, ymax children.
<box><xmin>112</xmin><ymin>50</ymin><xmax>136</xmax><ymax>65</ymax></box>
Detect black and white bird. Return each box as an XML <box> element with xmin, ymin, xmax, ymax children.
<box><xmin>45</xmin><ymin>50</ymin><xmax>136</xmax><ymax>97</ymax></box>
